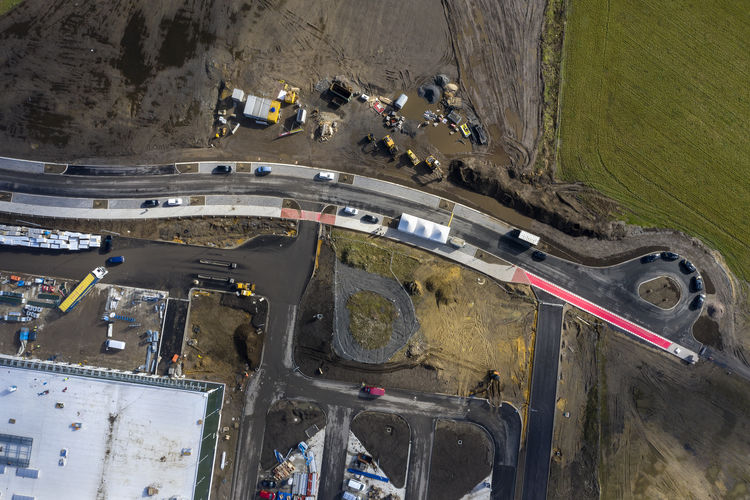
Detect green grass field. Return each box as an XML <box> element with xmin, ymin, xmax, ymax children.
<box><xmin>558</xmin><ymin>0</ymin><xmax>750</xmax><ymax>279</ymax></box>
<box><xmin>0</xmin><ymin>0</ymin><xmax>23</xmax><ymax>16</ymax></box>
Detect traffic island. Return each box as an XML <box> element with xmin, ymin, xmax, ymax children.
<box><xmin>350</xmin><ymin>411</ymin><xmax>410</xmax><ymax>489</ymax></box>
<box><xmin>428</xmin><ymin>420</ymin><xmax>494</xmax><ymax>499</ymax></box>
<box><xmin>638</xmin><ymin>276</ymin><xmax>681</xmax><ymax>309</ymax></box>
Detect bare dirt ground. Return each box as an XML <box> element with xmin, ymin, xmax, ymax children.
<box><xmin>183</xmin><ymin>290</ymin><xmax>267</xmax><ymax>499</ymax></box>
<box><xmin>638</xmin><ymin>276</ymin><xmax>680</xmax><ymax>309</ymax></box>
<box><xmin>550</xmin><ymin>309</ymin><xmax>750</xmax><ymax>499</ymax></box>
<box><xmin>428</xmin><ymin>419</ymin><xmax>494</xmax><ymax>500</ymax></box>
<box><xmin>0</xmin><ymin>212</ymin><xmax>296</xmax><ymax>248</ymax></box>
<box><xmin>350</xmin><ymin>411</ymin><xmax>410</xmax><ymax>489</ymax></box>
<box><xmin>0</xmin><ymin>273</ymin><xmax>163</xmax><ymax>369</ymax></box>
<box><xmin>259</xmin><ymin>399</ymin><xmax>326</xmax><ymax>471</ymax></box>
<box><xmin>295</xmin><ymin>229</ymin><xmax>535</xmax><ymax>406</ymax></box>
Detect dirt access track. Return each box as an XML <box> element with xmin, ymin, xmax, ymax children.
<box><xmin>0</xmin><ymin>0</ymin><xmax>542</xmax><ymax>171</ymax></box>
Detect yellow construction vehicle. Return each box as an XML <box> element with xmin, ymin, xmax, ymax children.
<box><xmin>382</xmin><ymin>135</ymin><xmax>399</xmax><ymax>157</ymax></box>
<box><xmin>279</xmin><ymin>81</ymin><xmax>299</xmax><ymax>104</ymax></box>
<box><xmin>406</xmin><ymin>149</ymin><xmax>420</xmax><ymax>166</ymax></box>
<box><xmin>235</xmin><ymin>282</ymin><xmax>255</xmax><ymax>291</ymax></box>
<box><xmin>425</xmin><ymin>155</ymin><xmax>445</xmax><ymax>181</ymax></box>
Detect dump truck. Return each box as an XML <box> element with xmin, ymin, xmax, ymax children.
<box><xmin>405</xmin><ymin>149</ymin><xmax>420</xmax><ymax>166</ymax></box>
<box><xmin>382</xmin><ymin>135</ymin><xmax>399</xmax><ymax>157</ymax></box>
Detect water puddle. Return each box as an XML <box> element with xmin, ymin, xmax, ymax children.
<box><xmin>398</xmin><ymin>91</ymin><xmax>473</xmax><ymax>155</ymax></box>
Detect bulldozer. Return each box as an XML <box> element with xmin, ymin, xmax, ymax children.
<box><xmin>382</xmin><ymin>135</ymin><xmax>399</xmax><ymax>157</ymax></box>
<box><xmin>405</xmin><ymin>149</ymin><xmax>420</xmax><ymax>166</ymax></box>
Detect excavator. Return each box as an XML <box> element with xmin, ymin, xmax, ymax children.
<box><xmin>469</xmin><ymin>370</ymin><xmax>503</xmax><ymax>406</ymax></box>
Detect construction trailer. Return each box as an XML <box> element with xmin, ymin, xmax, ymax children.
<box><xmin>243</xmin><ymin>95</ymin><xmax>281</xmax><ymax>124</ymax></box>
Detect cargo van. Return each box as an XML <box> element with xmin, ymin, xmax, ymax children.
<box><xmin>106</xmin><ymin>339</ymin><xmax>126</xmax><ymax>351</ymax></box>
<box><xmin>296</xmin><ymin>108</ymin><xmax>307</xmax><ymax>125</ymax></box>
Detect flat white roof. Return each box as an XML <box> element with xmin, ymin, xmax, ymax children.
<box><xmin>243</xmin><ymin>95</ymin><xmax>272</xmax><ymax>120</ymax></box>
<box><xmin>397</xmin><ymin>213</ymin><xmax>450</xmax><ymax>244</ymax></box>
<box><xmin>0</xmin><ymin>365</ymin><xmax>209</xmax><ymax>500</ymax></box>
<box><xmin>517</xmin><ymin>230</ymin><xmax>540</xmax><ymax>245</ymax></box>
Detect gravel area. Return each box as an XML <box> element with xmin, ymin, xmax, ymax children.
<box><xmin>332</xmin><ymin>261</ymin><xmax>419</xmax><ymax>364</ymax></box>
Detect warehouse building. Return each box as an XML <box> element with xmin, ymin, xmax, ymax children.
<box><xmin>0</xmin><ymin>356</ymin><xmax>223</xmax><ymax>500</ymax></box>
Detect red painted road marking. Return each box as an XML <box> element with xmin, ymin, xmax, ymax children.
<box><xmin>524</xmin><ymin>271</ymin><xmax>673</xmax><ymax>350</ymax></box>
<box><xmin>280</xmin><ymin>208</ymin><xmax>336</xmax><ymax>225</ymax></box>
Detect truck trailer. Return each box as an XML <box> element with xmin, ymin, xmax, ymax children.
<box><xmin>58</xmin><ymin>267</ymin><xmax>108</xmax><ymax>313</ymax></box>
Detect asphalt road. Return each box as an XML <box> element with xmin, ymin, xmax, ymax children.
<box><xmin>0</xmin><ymin>168</ymin><xmax>702</xmax><ymax>349</ymax></box>
<box><xmin>521</xmin><ymin>292</ymin><xmax>565</xmax><ymax>500</ymax></box>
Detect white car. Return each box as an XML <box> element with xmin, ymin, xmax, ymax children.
<box><xmin>165</xmin><ymin>198</ymin><xmax>183</xmax><ymax>206</ymax></box>
<box><xmin>316</xmin><ymin>172</ymin><xmax>335</xmax><ymax>181</ymax></box>
<box><xmin>343</xmin><ymin>206</ymin><xmax>359</xmax><ymax>215</ymax></box>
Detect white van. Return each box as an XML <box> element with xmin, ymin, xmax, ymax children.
<box><xmin>106</xmin><ymin>339</ymin><xmax>126</xmax><ymax>351</ymax></box>
<box><xmin>316</xmin><ymin>172</ymin><xmax>335</xmax><ymax>181</ymax></box>
<box><xmin>347</xmin><ymin>479</ymin><xmax>366</xmax><ymax>491</ymax></box>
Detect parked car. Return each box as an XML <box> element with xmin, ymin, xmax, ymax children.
<box><xmin>660</xmin><ymin>251</ymin><xmax>679</xmax><ymax>261</ymax></box>
<box><xmin>214</xmin><ymin>164</ymin><xmax>232</xmax><ymax>174</ymax></box>
<box><xmin>258</xmin><ymin>491</ymin><xmax>275</xmax><ymax>500</ymax></box>
<box><xmin>256</xmin><ymin>165</ymin><xmax>273</xmax><ymax>176</ymax></box>
<box><xmin>531</xmin><ymin>250</ymin><xmax>547</xmax><ymax>261</ymax></box>
<box><xmin>343</xmin><ymin>206</ymin><xmax>359</xmax><ymax>215</ymax></box>
<box><xmin>362</xmin><ymin>214</ymin><xmax>379</xmax><ymax>224</ymax></box>
<box><xmin>41</xmin><ymin>285</ymin><xmax>55</xmax><ymax>293</ymax></box>
<box><xmin>259</xmin><ymin>480</ymin><xmax>276</xmax><ymax>489</ymax></box>
<box><xmin>165</xmin><ymin>198</ymin><xmax>183</xmax><ymax>206</ymax></box>
<box><xmin>680</xmin><ymin>259</ymin><xmax>697</xmax><ymax>273</ymax></box>
<box><xmin>641</xmin><ymin>253</ymin><xmax>659</xmax><ymax>263</ymax></box>
<box><xmin>316</xmin><ymin>171</ymin><xmax>335</xmax><ymax>181</ymax></box>
<box><xmin>142</xmin><ymin>199</ymin><xmax>159</xmax><ymax>208</ymax></box>
<box><xmin>103</xmin><ymin>235</ymin><xmax>112</xmax><ymax>253</ymax></box>
<box><xmin>691</xmin><ymin>294</ymin><xmax>706</xmax><ymax>310</ymax></box>
<box><xmin>692</xmin><ymin>275</ymin><xmax>703</xmax><ymax>292</ymax></box>
<box><xmin>106</xmin><ymin>256</ymin><xmax>125</xmax><ymax>265</ymax></box>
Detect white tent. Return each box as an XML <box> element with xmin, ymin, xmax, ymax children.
<box><xmin>397</xmin><ymin>213</ymin><xmax>450</xmax><ymax>244</ymax></box>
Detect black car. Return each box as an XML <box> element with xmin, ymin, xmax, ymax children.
<box><xmin>103</xmin><ymin>235</ymin><xmax>112</xmax><ymax>253</ymax></box>
<box><xmin>531</xmin><ymin>250</ymin><xmax>547</xmax><ymax>261</ymax></box>
<box><xmin>143</xmin><ymin>199</ymin><xmax>159</xmax><ymax>208</ymax></box>
<box><xmin>641</xmin><ymin>253</ymin><xmax>659</xmax><ymax>263</ymax></box>
<box><xmin>691</xmin><ymin>294</ymin><xmax>705</xmax><ymax>310</ymax></box>
<box><xmin>680</xmin><ymin>259</ymin><xmax>697</xmax><ymax>273</ymax></box>
<box><xmin>692</xmin><ymin>275</ymin><xmax>704</xmax><ymax>292</ymax></box>
<box><xmin>660</xmin><ymin>251</ymin><xmax>679</xmax><ymax>261</ymax></box>
<box><xmin>260</xmin><ymin>480</ymin><xmax>276</xmax><ymax>489</ymax></box>
<box><xmin>214</xmin><ymin>164</ymin><xmax>233</xmax><ymax>174</ymax></box>
<box><xmin>362</xmin><ymin>214</ymin><xmax>379</xmax><ymax>224</ymax></box>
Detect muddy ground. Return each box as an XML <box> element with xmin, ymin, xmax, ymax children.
<box><xmin>0</xmin><ymin>212</ymin><xmax>296</xmax><ymax>248</ymax></box>
<box><xmin>428</xmin><ymin>419</ymin><xmax>493</xmax><ymax>500</ymax></box>
<box><xmin>549</xmin><ymin>310</ymin><xmax>750</xmax><ymax>499</ymax></box>
<box><xmin>295</xmin><ymin>230</ymin><xmax>535</xmax><ymax>405</ymax></box>
<box><xmin>0</xmin><ymin>275</ymin><xmax>163</xmax><ymax>370</ymax></box>
<box><xmin>259</xmin><ymin>399</ymin><xmax>326</xmax><ymax>471</ymax></box>
<box><xmin>350</xmin><ymin>411</ymin><xmax>410</xmax><ymax>489</ymax></box>
<box><xmin>183</xmin><ymin>290</ymin><xmax>266</xmax><ymax>499</ymax></box>
<box><xmin>638</xmin><ymin>276</ymin><xmax>680</xmax><ymax>309</ymax></box>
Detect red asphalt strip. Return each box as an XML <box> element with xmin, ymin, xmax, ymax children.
<box><xmin>277</xmin><ymin>209</ymin><xmax>674</xmax><ymax>352</ymax></box>
<box><xmin>524</xmin><ymin>271</ymin><xmax>673</xmax><ymax>350</ymax></box>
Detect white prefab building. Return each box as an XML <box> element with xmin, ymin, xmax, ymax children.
<box><xmin>242</xmin><ymin>95</ymin><xmax>281</xmax><ymax>124</ymax></box>
<box><xmin>397</xmin><ymin>213</ymin><xmax>450</xmax><ymax>244</ymax></box>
